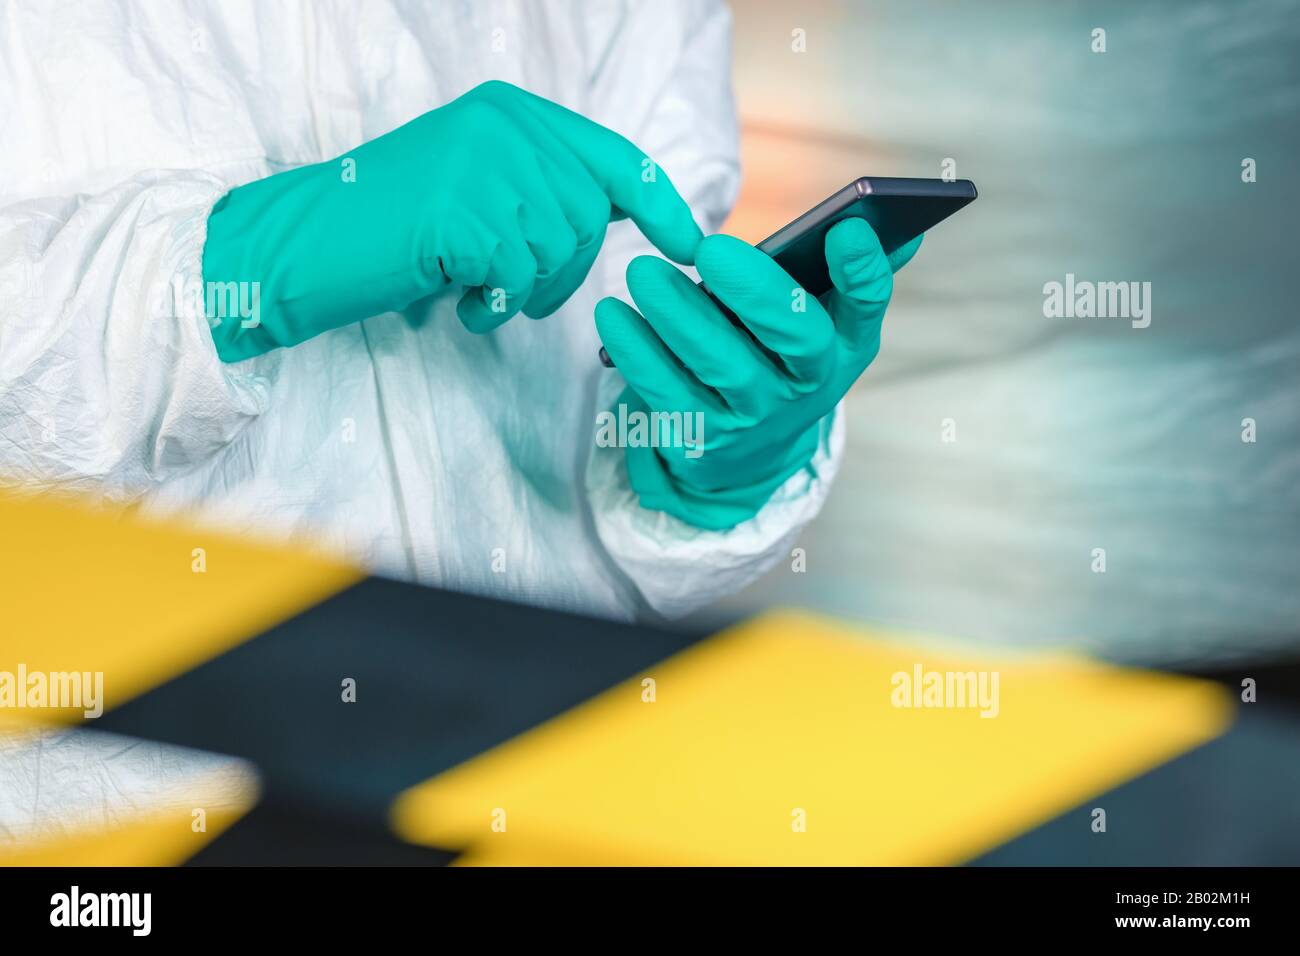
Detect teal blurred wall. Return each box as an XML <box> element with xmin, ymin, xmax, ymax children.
<box><xmin>696</xmin><ymin>0</ymin><xmax>1300</xmax><ymax>665</ymax></box>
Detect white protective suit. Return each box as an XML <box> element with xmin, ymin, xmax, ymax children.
<box><xmin>0</xmin><ymin>0</ymin><xmax>848</xmax><ymax>845</ymax></box>
<box><xmin>0</xmin><ymin>0</ymin><xmax>841</xmax><ymax>623</ymax></box>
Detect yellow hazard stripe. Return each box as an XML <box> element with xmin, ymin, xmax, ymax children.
<box><xmin>0</xmin><ymin>488</ymin><xmax>361</xmax><ymax>730</ymax></box>
<box><xmin>392</xmin><ymin>610</ymin><xmax>1233</xmax><ymax>866</ymax></box>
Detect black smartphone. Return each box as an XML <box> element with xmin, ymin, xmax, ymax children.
<box><xmin>598</xmin><ymin>175</ymin><xmax>977</xmax><ymax>367</ymax></box>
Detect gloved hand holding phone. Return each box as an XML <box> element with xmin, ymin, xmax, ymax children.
<box><xmin>202</xmin><ymin>80</ymin><xmax>702</xmax><ymax>362</ymax></box>
<box><xmin>595</xmin><ymin>219</ymin><xmax>921</xmax><ymax>530</ymax></box>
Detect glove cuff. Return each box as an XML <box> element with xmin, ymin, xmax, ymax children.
<box><xmin>630</xmin><ymin>421</ymin><xmax>822</xmax><ymax>531</ymax></box>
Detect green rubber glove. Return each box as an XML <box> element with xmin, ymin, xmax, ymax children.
<box><xmin>203</xmin><ymin>80</ymin><xmax>702</xmax><ymax>362</ymax></box>
<box><xmin>594</xmin><ymin>218</ymin><xmax>921</xmax><ymax>530</ymax></box>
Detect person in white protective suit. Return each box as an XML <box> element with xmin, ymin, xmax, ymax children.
<box><xmin>0</xmin><ymin>0</ymin><xmax>920</xmax><ymax>623</ymax></box>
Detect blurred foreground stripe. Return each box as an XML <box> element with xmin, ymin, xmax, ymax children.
<box><xmin>392</xmin><ymin>611</ymin><xmax>1233</xmax><ymax>865</ymax></box>
<box><xmin>0</xmin><ymin>488</ymin><xmax>362</xmax><ymax>732</ymax></box>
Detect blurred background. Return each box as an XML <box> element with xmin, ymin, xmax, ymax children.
<box><xmin>688</xmin><ymin>0</ymin><xmax>1300</xmax><ymax>667</ymax></box>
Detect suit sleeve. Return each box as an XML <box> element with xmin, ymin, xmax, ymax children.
<box><xmin>0</xmin><ymin>172</ymin><xmax>275</xmax><ymax>500</ymax></box>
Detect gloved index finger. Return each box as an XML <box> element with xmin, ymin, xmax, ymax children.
<box><xmin>512</xmin><ymin>88</ymin><xmax>704</xmax><ymax>266</ymax></box>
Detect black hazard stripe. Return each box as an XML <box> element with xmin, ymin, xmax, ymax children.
<box><xmin>91</xmin><ymin>575</ymin><xmax>703</xmax><ymax>862</ymax></box>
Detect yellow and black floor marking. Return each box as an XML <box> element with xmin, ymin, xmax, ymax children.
<box><xmin>2</xmin><ymin>489</ymin><xmax>1298</xmax><ymax>865</ymax></box>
